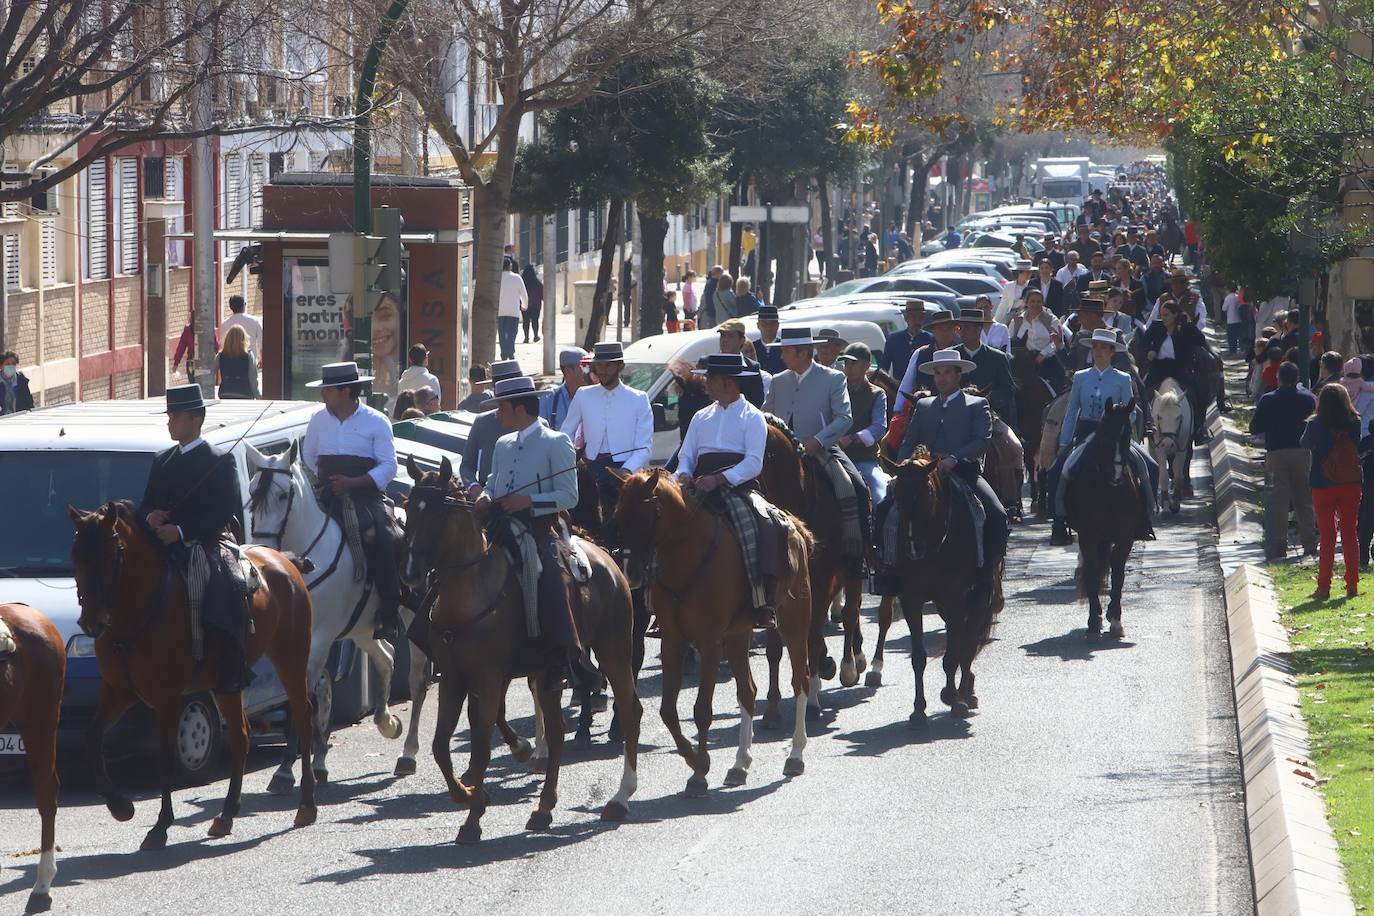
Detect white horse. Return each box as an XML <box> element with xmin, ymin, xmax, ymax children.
<box><xmin>1149</xmin><ymin>378</ymin><xmax>1193</xmax><ymax>513</ymax></box>
<box><xmin>245</xmin><ymin>443</ymin><xmax>419</xmax><ymax>788</ymax></box>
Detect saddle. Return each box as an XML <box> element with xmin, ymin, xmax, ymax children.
<box><xmin>309</xmin><ymin>457</ymin><xmax>402</xmax><ymax>583</ymax></box>
<box><xmin>175</xmin><ymin>532</ymin><xmax>256</xmax><ymax>662</ymax></box>
<box><xmin>0</xmin><ymin>618</ymin><xmax>15</xmax><ymax>657</ymax></box>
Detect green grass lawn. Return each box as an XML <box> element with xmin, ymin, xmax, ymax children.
<box><xmin>1272</xmin><ymin>562</ymin><xmax>1374</xmax><ymax>908</ymax></box>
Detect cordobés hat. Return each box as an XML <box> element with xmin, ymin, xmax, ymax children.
<box><xmin>958</xmin><ymin>307</ymin><xmax>987</xmax><ymax>323</ymax></box>
<box><xmin>925</xmin><ymin>309</ymin><xmax>957</xmax><ymax>327</ymax></box>
<box><xmin>489</xmin><ymin>359</ymin><xmax>523</xmax><ymax>383</ymax></box>
<box><xmin>306</xmin><ymin>361</ymin><xmax>374</xmax><ymax>389</ymax></box>
<box><xmin>161</xmin><ymin>383</ymin><xmax>216</xmax><ymax>413</ymax></box>
<box><xmin>755</xmin><ymin>305</ymin><xmax>781</xmax><ymax>321</ymax></box>
<box><xmin>815</xmin><ymin>328</ymin><xmax>848</xmax><ymax>346</ymax></box>
<box><xmin>902</xmin><ymin>298</ymin><xmax>927</xmax><ymax>313</ymax></box>
<box><xmin>1087</xmin><ymin>279</ymin><xmax>1111</xmax><ymax>291</ymax></box>
<box><xmin>918</xmin><ymin>347</ymin><xmax>976</xmax><ymax>375</ymax></box>
<box><xmin>693</xmin><ymin>353</ymin><xmax>760</xmax><ymax>377</ymax></box>
<box><xmin>778</xmin><ymin>326</ymin><xmax>823</xmax><ymax>346</ymax></box>
<box><xmin>1078</xmin><ymin>328</ymin><xmax>1126</xmax><ymax>351</ymax></box>
<box><xmin>487</xmin><ymin>375</ymin><xmax>546</xmax><ymax>404</ymax></box>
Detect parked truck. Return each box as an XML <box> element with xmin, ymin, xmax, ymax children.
<box><xmin>1032</xmin><ymin>157</ymin><xmax>1092</xmax><ymax>204</ymax></box>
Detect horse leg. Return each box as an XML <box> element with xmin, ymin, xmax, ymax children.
<box><xmin>902</xmin><ymin>586</ymin><xmax>929</xmax><ymax>725</ymax></box>
<box><xmin>658</xmin><ymin>634</ymin><xmax>699</xmax><ymax>780</ymax></box>
<box><xmin>811</xmin><ymin>568</ymin><xmax>838</xmax><ymax>682</ymax></box>
<box><xmin>760</xmin><ymin>628</ymin><xmax>783</xmax><ymax>730</ymax></box>
<box><xmin>396</xmin><ymin>631</ymin><xmax>432</xmax><ymax>776</ymax></box>
<box><xmin>778</xmin><ymin>566</ymin><xmax>812</xmax><ymax>777</ymax></box>
<box><xmin>139</xmin><ymin>699</ymin><xmax>184</xmax><ymax>851</ymax></box>
<box><xmin>20</xmin><ymin>712</ymin><xmax>58</xmax><ymax>914</ymax></box>
<box><xmin>355</xmin><ymin>634</ymin><xmax>402</xmax><ymax>741</ymax></box>
<box><xmin>207</xmin><ymin>691</ymin><xmax>249</xmax><ymax>837</ymax></box>
<box><xmin>431</xmin><ymin>677</ymin><xmax>472</xmax><ymax>806</ymax></box>
<box><xmin>719</xmin><ymin>633</ymin><xmax>756</xmax><ymax>788</ymax></box>
<box><xmin>527</xmin><ymin>669</ymin><xmax>566</xmax><ymax>833</ymax></box>
<box><xmin>598</xmin><ymin>628</ymin><xmax>642</xmax><ymax>822</ymax></box>
<box><xmin>452</xmin><ymin>675</ymin><xmax>502</xmax><ymax>843</ymax></box>
<box><xmin>1108</xmin><ymin>540</ymin><xmax>1131</xmax><ymax>638</ymax></box>
<box><xmin>495</xmin><ymin>688</ymin><xmax>533</xmax><ymax>763</ymax></box>
<box><xmin>529</xmin><ymin>676</ymin><xmax>549</xmax><ymax>771</ymax></box>
<box><xmin>270</xmin><ymin>630</ymin><xmax>330</xmax><ymax>793</ymax></box>
<box><xmin>838</xmin><ymin>577</ymin><xmax>865</xmax><ymax>687</ymax></box>
<box><xmin>940</xmin><ymin>615</ymin><xmax>971</xmax><ymax>718</ymax></box>
<box><xmin>85</xmin><ymin>684</ymin><xmax>136</xmax><ymax>823</ymax></box>
<box><xmin>866</xmin><ymin>595</ymin><xmax>895</xmax><ymax>687</ymax></box>
<box><xmin>1081</xmin><ymin>542</ymin><xmax>1104</xmax><ymax>640</ymax></box>
<box><xmin>685</xmin><ymin>638</ymin><xmax>721</xmax><ymax>797</ymax></box>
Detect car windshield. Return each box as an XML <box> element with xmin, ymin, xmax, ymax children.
<box><xmin>1041</xmin><ymin>179</ymin><xmax>1085</xmax><ymax>200</ymax></box>
<box><xmin>817</xmin><ymin>279</ymin><xmax>870</xmax><ymax>298</ymax></box>
<box><xmin>0</xmin><ymin>450</ymin><xmax>154</xmax><ymax>576</ymax></box>
<box><xmin>620</xmin><ymin>362</ymin><xmax>665</xmax><ymax>395</ymax></box>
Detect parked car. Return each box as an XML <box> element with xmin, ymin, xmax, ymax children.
<box><xmin>789</xmin><ymin>289</ymin><xmax>961</xmax><ymax>315</ymax></box>
<box><xmin>916</xmin><ymin>271</ymin><xmax>1006</xmax><ymax>300</ymax></box>
<box><xmin>895</xmin><ymin>259</ymin><xmax>1009</xmax><ymax>283</ymax></box>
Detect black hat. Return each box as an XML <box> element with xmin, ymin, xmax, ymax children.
<box><xmin>592</xmin><ymin>342</ymin><xmax>625</xmax><ymax>362</ymax></box>
<box><xmin>756</xmin><ymin>305</ymin><xmax>780</xmax><ymax>321</ymax></box>
<box><xmin>958</xmin><ymin>307</ymin><xmax>987</xmax><ymax>323</ymax></box>
<box><xmin>778</xmin><ymin>326</ymin><xmax>823</xmax><ymax>346</ymax></box>
<box><xmin>306</xmin><ymin>361</ymin><xmax>374</xmax><ymax>389</ymax></box>
<box><xmin>161</xmin><ymin>384</ymin><xmax>215</xmax><ymax>413</ymax></box>
<box><xmin>693</xmin><ymin>353</ymin><xmax>760</xmax><ymax>377</ymax></box>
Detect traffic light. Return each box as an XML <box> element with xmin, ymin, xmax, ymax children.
<box><xmin>373</xmin><ymin>206</ymin><xmax>405</xmax><ymax>293</ymax></box>
<box><xmin>355</xmin><ymin>233</ymin><xmax>386</xmax><ymax>313</ymax></box>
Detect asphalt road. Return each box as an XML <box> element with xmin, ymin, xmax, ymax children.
<box><xmin>1</xmin><ymin>455</ymin><xmax>1252</xmax><ymax>915</ymax></box>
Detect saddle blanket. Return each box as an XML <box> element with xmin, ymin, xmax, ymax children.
<box><xmin>0</xmin><ymin>619</ymin><xmax>14</xmax><ymax>656</ymax></box>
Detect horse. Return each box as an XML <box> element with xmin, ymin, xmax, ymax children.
<box><xmin>1149</xmin><ymin>377</ymin><xmax>1193</xmax><ymax>513</ymax></box>
<box><xmin>1064</xmin><ymin>398</ymin><xmax>1142</xmax><ymax>640</ymax></box>
<box><xmin>0</xmin><ymin>603</ymin><xmax>65</xmax><ymax>913</ymax></box>
<box><xmin>612</xmin><ymin>468</ymin><xmax>813</xmax><ymax>790</ymax></box>
<box><xmin>245</xmin><ymin>443</ymin><xmax>413</xmax><ymax>787</ymax></box>
<box><xmin>756</xmin><ymin>418</ymin><xmax>855</xmax><ymax>719</ymax></box>
<box><xmin>1038</xmin><ymin>390</ymin><xmax>1072</xmax><ymax>515</ymax></box>
<box><xmin>1011</xmin><ymin>349</ymin><xmax>1064</xmax><ymax>514</ymax></box>
<box><xmin>403</xmin><ymin>458</ymin><xmax>640</xmax><ymax>842</ymax></box>
<box><xmin>974</xmin><ymin>385</ymin><xmax>1026</xmax><ymax>521</ymax></box>
<box><xmin>879</xmin><ymin>449</ymin><xmax>1003</xmax><ymax>720</ymax></box>
<box><xmin>68</xmin><ymin>501</ymin><xmax>317</xmax><ymax>850</ymax></box>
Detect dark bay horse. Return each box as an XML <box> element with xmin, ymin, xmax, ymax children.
<box><xmin>403</xmin><ymin>460</ymin><xmax>641</xmax><ymax>842</ymax></box>
<box><xmin>879</xmin><ymin>451</ymin><xmax>1003</xmax><ymax>721</ymax></box>
<box><xmin>68</xmin><ymin>501</ymin><xmax>317</xmax><ymax>850</ymax></box>
<box><xmin>1011</xmin><ymin>349</ymin><xmax>1063</xmax><ymax>515</ymax></box>
<box><xmin>0</xmin><ymin>603</ymin><xmax>65</xmax><ymax>913</ymax></box>
<box><xmin>1065</xmin><ymin>399</ymin><xmax>1142</xmax><ymax>640</ymax></box>
<box><xmin>612</xmin><ymin>468</ymin><xmax>813</xmax><ymax>790</ymax></box>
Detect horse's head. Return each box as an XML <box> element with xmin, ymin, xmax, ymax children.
<box><xmin>609</xmin><ymin>467</ymin><xmax>675</xmax><ymax>557</ymax></box>
<box><xmin>882</xmin><ymin>445</ymin><xmax>942</xmax><ymax>526</ymax></box>
<box><xmin>1087</xmin><ymin>398</ymin><xmax>1135</xmax><ymax>480</ymax></box>
<box><xmin>246</xmin><ymin>441</ymin><xmax>303</xmax><ymax>547</ymax></box>
<box><xmin>402</xmin><ymin>455</ymin><xmax>481</xmax><ymax>586</ymax></box>
<box><xmin>68</xmin><ymin>500</ymin><xmax>145</xmax><ymax>639</ymax></box>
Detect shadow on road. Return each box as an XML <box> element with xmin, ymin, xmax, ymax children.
<box><xmin>1019</xmin><ymin>630</ymin><xmax>1137</xmax><ymax>662</ymax></box>
<box><xmin>833</xmin><ymin>712</ymin><xmax>972</xmax><ymax>756</ymax></box>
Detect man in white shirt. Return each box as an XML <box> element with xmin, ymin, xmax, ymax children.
<box><xmin>302</xmin><ymin>361</ymin><xmax>402</xmax><ymax>640</ymax></box>
<box><xmin>974</xmin><ymin>295</ymin><xmax>1011</xmax><ymax>355</ymax></box>
<box><xmin>221</xmin><ymin>295</ymin><xmax>262</xmax><ymax>367</ymax></box>
<box><xmin>497</xmin><ymin>257</ymin><xmax>528</xmax><ymax>360</ymax></box>
<box><xmin>1054</xmin><ymin>251</ymin><xmax>1088</xmax><ymax>290</ymax></box>
<box><xmin>676</xmin><ymin>353</ymin><xmax>780</xmax><ymax>624</ymax></box>
<box><xmin>996</xmin><ymin>259</ymin><xmax>1035</xmax><ymax>324</ymax></box>
<box><xmin>560</xmin><ymin>340</ymin><xmax>653</xmax><ymax>538</ymax></box>
<box><xmin>397</xmin><ymin>343</ymin><xmax>442</xmax><ymax>402</ymax></box>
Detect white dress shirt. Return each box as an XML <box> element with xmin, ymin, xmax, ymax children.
<box><xmin>1158</xmin><ymin>335</ymin><xmax>1176</xmax><ymax>360</ymax></box>
<box><xmin>499</xmin><ymin>271</ymin><xmax>528</xmax><ymax>319</ymax></box>
<box><xmin>1010</xmin><ymin>311</ymin><xmax>1061</xmax><ymax>358</ymax></box>
<box><xmin>996</xmin><ymin>282</ymin><xmax>1028</xmax><ymax>323</ymax></box>
<box><xmin>398</xmin><ymin>365</ymin><xmax>441</xmax><ymax>399</ymax></box>
<box><xmin>302</xmin><ymin>402</ymin><xmax>398</xmax><ymax>490</ymax></box>
<box><xmin>221</xmin><ymin>312</ymin><xmax>263</xmax><ymax>359</ymax></box>
<box><xmin>982</xmin><ymin>321</ymin><xmax>1011</xmax><ymax>355</ymax></box>
<box><xmin>559</xmin><ymin>381</ymin><xmax>654</xmax><ymax>472</ymax></box>
<box><xmin>1055</xmin><ymin>264</ymin><xmax>1088</xmax><ymax>288</ymax></box>
<box><xmin>677</xmin><ymin>397</ymin><xmax>767</xmax><ymax>486</ymax></box>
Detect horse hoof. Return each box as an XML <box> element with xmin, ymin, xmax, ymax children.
<box><xmin>607</xmin><ymin>718</ymin><xmax>623</xmax><ymax>744</ymax></box>
<box><xmin>864</xmin><ymin>669</ymin><xmax>883</xmax><ymax>688</ymax></box>
<box><xmin>805</xmin><ymin>703</ymin><xmax>822</xmax><ymax>722</ymax></box>
<box><xmin>783</xmin><ymin>757</ymin><xmax>805</xmax><ymax>778</ymax></box>
<box><xmin>455</xmin><ymin>824</ymin><xmax>482</xmax><ymax>845</ymax></box>
<box><xmin>950</xmin><ymin>700</ymin><xmax>972</xmax><ymax>719</ymax></box>
<box><xmin>574</xmin><ymin>730</ymin><xmax>593</xmax><ymax>752</ymax></box>
<box><xmin>394</xmin><ymin>756</ymin><xmax>417</xmax><ymax>777</ymax></box>
<box><xmin>294</xmin><ymin>805</ymin><xmax>318</xmax><ymax>828</ymax></box>
<box><xmin>266</xmin><ymin>773</ymin><xmax>296</xmax><ymax>796</ymax></box>
<box><xmin>909</xmin><ymin>709</ymin><xmax>928</xmax><ymax>728</ymax></box>
<box><xmin>525</xmin><ymin>810</ymin><xmax>553</xmax><ymax>832</ymax></box>
<box><xmin>939</xmin><ymin>686</ymin><xmax>957</xmax><ymax>706</ymax></box>
<box><xmin>1108</xmin><ymin>621</ymin><xmax>1125</xmax><ymax>639</ymax></box>
<box><xmin>839</xmin><ymin>661</ymin><xmax>859</xmax><ymax>688</ymax></box>
<box><xmin>724</xmin><ymin>766</ymin><xmax>748</xmax><ymax>787</ymax></box>
<box><xmin>759</xmin><ymin>709</ymin><xmax>782</xmax><ymax>730</ymax></box>
<box><xmin>107</xmin><ymin>797</ymin><xmax>135</xmax><ymax>822</ymax></box>
<box><xmin>818</xmin><ymin>656</ymin><xmax>837</xmax><ymax>681</ymax></box>
<box><xmin>685</xmin><ymin>774</ymin><xmax>709</xmax><ymax>798</ymax></box>
<box><xmin>312</xmin><ymin>769</ymin><xmax>329</xmax><ymax>786</ymax></box>
<box><xmin>139</xmin><ymin>829</ymin><xmax>167</xmax><ymax>852</ymax></box>
<box><xmin>377</xmin><ymin>714</ymin><xmax>403</xmax><ymax>741</ymax></box>
<box><xmin>964</xmin><ymin>694</ymin><xmax>980</xmax><ymax>710</ymax></box>
<box><xmin>207</xmin><ymin>817</ymin><xmax>233</xmax><ymax>838</ymax></box>
<box><xmin>529</xmin><ymin>756</ymin><xmax>548</xmax><ymax>774</ymax></box>
<box><xmin>510</xmin><ymin>738</ymin><xmax>533</xmax><ymax>763</ymax></box>
<box><xmin>601</xmin><ymin>801</ymin><xmax>629</xmax><ymax>822</ymax></box>
<box><xmin>25</xmin><ymin>891</ymin><xmax>52</xmax><ymax>914</ymax></box>
<box><xmin>855</xmin><ymin>652</ymin><xmax>868</xmax><ymax>675</ymax></box>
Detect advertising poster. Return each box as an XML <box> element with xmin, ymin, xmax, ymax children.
<box><xmin>283</xmin><ymin>257</ymin><xmax>350</xmax><ymax>399</ymax></box>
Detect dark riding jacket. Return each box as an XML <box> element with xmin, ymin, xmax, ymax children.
<box><xmin>139</xmin><ymin>442</ymin><xmax>243</xmax><ymax>545</ymax></box>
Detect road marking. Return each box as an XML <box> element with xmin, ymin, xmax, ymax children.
<box><xmin>673</xmin><ymin>823</ymin><xmax>725</xmax><ymax>871</ymax></box>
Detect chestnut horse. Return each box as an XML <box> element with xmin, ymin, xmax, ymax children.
<box><xmin>1065</xmin><ymin>399</ymin><xmax>1142</xmax><ymax>640</ymax></box>
<box><xmin>403</xmin><ymin>460</ymin><xmax>641</xmax><ymax>842</ymax></box>
<box><xmin>68</xmin><ymin>501</ymin><xmax>317</xmax><ymax>850</ymax></box>
<box><xmin>0</xmin><ymin>603</ymin><xmax>65</xmax><ymax>913</ymax></box>
<box><xmin>612</xmin><ymin>468</ymin><xmax>813</xmax><ymax>791</ymax></box>
<box><xmin>880</xmin><ymin>450</ymin><xmax>1004</xmax><ymax>721</ymax></box>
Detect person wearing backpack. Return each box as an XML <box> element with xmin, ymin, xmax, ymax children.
<box><xmin>1302</xmin><ymin>381</ymin><xmax>1365</xmax><ymax>598</ymax></box>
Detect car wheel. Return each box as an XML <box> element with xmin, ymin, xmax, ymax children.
<box><xmin>173</xmin><ymin>693</ymin><xmax>224</xmax><ymax>786</ymax></box>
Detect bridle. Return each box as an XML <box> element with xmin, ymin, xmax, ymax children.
<box><xmin>633</xmin><ymin>476</ymin><xmax>718</xmax><ymax>607</ymax></box>
<box><xmin>250</xmin><ymin>465</ymin><xmax>297</xmax><ymax>547</ymax></box>
<box><xmin>75</xmin><ymin>516</ymin><xmax>168</xmax><ymax>654</ymax></box>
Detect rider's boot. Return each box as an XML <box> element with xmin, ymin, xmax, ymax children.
<box><xmin>373</xmin><ymin>601</ymin><xmax>400</xmax><ymax>642</ymax></box>
<box><xmin>1137</xmin><ymin>492</ymin><xmax>1157</xmax><ymax>541</ymax></box>
<box><xmin>215</xmin><ymin>637</ymin><xmax>256</xmax><ymax>693</ymax></box>
<box><xmin>754</xmin><ymin>575</ymin><xmax>779</xmax><ymax>630</ymax></box>
<box><xmin>967</xmin><ymin>563</ymin><xmax>998</xmax><ymax>610</ymax></box>
<box><xmin>1050</xmin><ymin>518</ymin><xmax>1073</xmax><ymax>546</ymax></box>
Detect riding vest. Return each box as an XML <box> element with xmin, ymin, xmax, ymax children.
<box><xmin>844</xmin><ymin>383</ymin><xmax>881</xmax><ymax>463</ymax></box>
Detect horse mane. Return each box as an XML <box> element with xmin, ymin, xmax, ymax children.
<box><xmin>762</xmin><ymin>412</ymin><xmax>802</xmax><ymax>454</ymax></box>
<box><xmin>868</xmin><ymin>368</ymin><xmax>899</xmax><ymax>397</ymax></box>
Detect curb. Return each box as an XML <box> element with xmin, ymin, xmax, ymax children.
<box><xmin>1204</xmin><ymin>365</ymin><xmax>1357</xmax><ymax>914</ymax></box>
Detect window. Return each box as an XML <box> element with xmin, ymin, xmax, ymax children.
<box><xmin>269</xmin><ymin>152</ymin><xmax>286</xmax><ymax>180</ymax></box>
<box><xmin>249</xmin><ymin>153</ymin><xmax>265</xmax><ymax>227</ymax></box>
<box><xmin>40</xmin><ymin>218</ymin><xmax>56</xmax><ymax>285</ymax></box>
<box><xmin>2</xmin><ymin>183</ymin><xmax>19</xmax><ymax>291</ymax></box>
<box><xmin>577</xmin><ymin>207</ymin><xmax>591</xmax><ymax>254</ymax></box>
<box><xmin>165</xmin><ymin>157</ymin><xmax>182</xmax><ymax>201</ymax></box>
<box><xmin>112</xmin><ymin>157</ymin><xmax>138</xmax><ymax>274</ymax></box>
<box><xmin>144</xmin><ymin>156</ymin><xmax>165</xmax><ymax>199</ymax></box>
<box><xmin>84</xmin><ymin>160</ymin><xmax>108</xmax><ymax>281</ymax></box>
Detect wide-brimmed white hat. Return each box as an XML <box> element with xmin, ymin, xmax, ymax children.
<box><xmin>1077</xmin><ymin>328</ymin><xmax>1126</xmax><ymax>352</ymax></box>
<box><xmin>917</xmin><ymin>347</ymin><xmax>976</xmax><ymax>374</ymax></box>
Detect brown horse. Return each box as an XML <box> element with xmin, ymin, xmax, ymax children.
<box><xmin>879</xmin><ymin>450</ymin><xmax>1004</xmax><ymax>721</ymax></box>
<box><xmin>612</xmin><ymin>468</ymin><xmax>813</xmax><ymax>791</ymax></box>
<box><xmin>1011</xmin><ymin>349</ymin><xmax>1063</xmax><ymax>514</ymax></box>
<box><xmin>0</xmin><ymin>603</ymin><xmax>65</xmax><ymax>913</ymax></box>
<box><xmin>755</xmin><ymin>418</ymin><xmax>857</xmax><ymax>722</ymax></box>
<box><xmin>403</xmin><ymin>460</ymin><xmax>641</xmax><ymax>841</ymax></box>
<box><xmin>1065</xmin><ymin>398</ymin><xmax>1142</xmax><ymax>639</ymax></box>
<box><xmin>68</xmin><ymin>501</ymin><xmax>317</xmax><ymax>850</ymax></box>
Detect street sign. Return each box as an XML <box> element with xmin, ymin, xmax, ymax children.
<box><xmin>769</xmin><ymin>205</ymin><xmax>811</xmax><ymax>224</ymax></box>
<box><xmin>729</xmin><ymin>205</ymin><xmax>768</xmax><ymax>223</ymax></box>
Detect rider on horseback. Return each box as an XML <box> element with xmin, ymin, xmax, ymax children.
<box><xmin>896</xmin><ymin>349</ymin><xmax>1009</xmax><ymax>610</ymax></box>
<box><xmin>462</xmin><ymin>359</ymin><xmax>525</xmax><ymax>489</ymax></box>
<box><xmin>139</xmin><ymin>384</ymin><xmax>253</xmax><ymax>690</ymax></box>
<box><xmin>301</xmin><ymin>362</ymin><xmax>402</xmax><ymax>641</ymax></box>
<box><xmin>675</xmin><ymin>353</ymin><xmax>786</xmax><ymax>628</ymax></box>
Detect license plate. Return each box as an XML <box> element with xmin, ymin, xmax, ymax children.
<box><xmin>0</xmin><ymin>733</ymin><xmax>25</xmax><ymax>755</ymax></box>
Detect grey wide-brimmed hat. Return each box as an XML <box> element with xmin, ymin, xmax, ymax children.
<box><xmin>1078</xmin><ymin>328</ymin><xmax>1127</xmax><ymax>352</ymax></box>
<box><xmin>918</xmin><ymin>348</ymin><xmax>976</xmax><ymax>374</ymax></box>
<box><xmin>306</xmin><ymin>361</ymin><xmax>374</xmax><ymax>388</ymax></box>
<box><xmin>160</xmin><ymin>383</ymin><xmax>216</xmax><ymax>413</ymax></box>
<box><xmin>487</xmin><ymin>375</ymin><xmax>548</xmax><ymax>404</ymax></box>
<box><xmin>815</xmin><ymin>328</ymin><xmax>848</xmax><ymax>347</ymax></box>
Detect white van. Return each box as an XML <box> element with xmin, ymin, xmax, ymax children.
<box><xmin>0</xmin><ymin>398</ymin><xmax>327</xmax><ymax>779</ymax></box>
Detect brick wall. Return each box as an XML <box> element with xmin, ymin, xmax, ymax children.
<box><xmin>5</xmin><ymin>291</ymin><xmax>38</xmax><ymax>362</ymax></box>
<box><xmin>81</xmin><ymin>281</ymin><xmax>111</xmax><ymax>356</ymax></box>
<box><xmin>81</xmin><ymin>377</ymin><xmax>110</xmax><ymax>401</ymax></box>
<box><xmin>43</xmin><ymin>286</ymin><xmax>77</xmax><ymax>361</ymax></box>
<box><xmin>166</xmin><ymin>268</ymin><xmax>192</xmax><ymax>381</ymax></box>
<box><xmin>112</xmin><ymin>277</ymin><xmax>141</xmax><ymax>348</ymax></box>
<box><xmin>113</xmin><ymin>367</ymin><xmax>142</xmax><ymax>400</ymax></box>
<box><xmin>45</xmin><ymin>382</ymin><xmax>75</xmax><ymax>405</ymax></box>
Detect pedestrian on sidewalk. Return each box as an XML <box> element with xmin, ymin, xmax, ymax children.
<box><xmin>735</xmin><ymin>278</ymin><xmax>762</xmax><ymax>318</ymax></box>
<box><xmin>520</xmin><ymin>264</ymin><xmax>544</xmax><ymax>343</ymax></box>
<box><xmin>1</xmin><ymin>350</ymin><xmax>34</xmax><ymax>414</ymax></box>
<box><xmin>1302</xmin><ymin>381</ymin><xmax>1364</xmax><ymax>598</ymax></box>
<box><xmin>714</xmin><ymin>271</ymin><xmax>738</xmax><ymax>321</ymax></box>
<box><xmin>498</xmin><ymin>257</ymin><xmax>527</xmax><ymax>360</ymax></box>
<box><xmin>214</xmin><ymin>325</ymin><xmax>258</xmax><ymax>399</ymax></box>
<box><xmin>700</xmin><ymin>266</ymin><xmax>723</xmax><ymax>329</ymax></box>
<box><xmin>1222</xmin><ymin>282</ymin><xmax>1246</xmax><ymax>355</ymax></box>
<box><xmin>1249</xmin><ymin>361</ymin><xmax>1318</xmax><ymax>561</ymax></box>
<box><xmin>682</xmin><ymin>271</ymin><xmax>698</xmax><ymax>325</ymax></box>
<box><xmin>398</xmin><ymin>343</ymin><xmax>442</xmax><ymax>401</ymax></box>
<box><xmin>664</xmin><ymin>289</ymin><xmax>680</xmax><ymax>333</ymax></box>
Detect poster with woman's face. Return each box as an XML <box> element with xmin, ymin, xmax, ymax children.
<box><xmin>371</xmin><ymin>293</ymin><xmax>401</xmax><ymax>403</ymax></box>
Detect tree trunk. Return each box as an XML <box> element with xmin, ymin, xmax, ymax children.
<box><xmin>466</xmin><ymin>111</ymin><xmax>522</xmax><ymax>367</ymax></box>
<box><xmin>584</xmin><ymin>199</ymin><xmax>624</xmax><ymax>350</ymax></box>
<box><xmin>638</xmin><ymin>211</ymin><xmax>669</xmax><ymax>338</ymax></box>
<box><xmin>907</xmin><ymin>155</ymin><xmax>932</xmax><ymax>248</ymax></box>
<box><xmin>818</xmin><ymin>172</ymin><xmax>833</xmax><ymax>285</ymax></box>
<box><xmin>728</xmin><ymin>176</ymin><xmax>746</xmax><ymax>276</ymax></box>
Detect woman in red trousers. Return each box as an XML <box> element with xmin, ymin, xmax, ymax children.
<box><xmin>1302</xmin><ymin>382</ymin><xmax>1365</xmax><ymax>598</ymax></box>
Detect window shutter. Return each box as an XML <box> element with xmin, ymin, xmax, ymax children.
<box><xmin>249</xmin><ymin>153</ymin><xmax>265</xmax><ymax>227</ymax></box>
<box><xmin>165</xmin><ymin>156</ymin><xmax>182</xmax><ymax>201</ymax></box>
<box><xmin>118</xmin><ymin>158</ymin><xmax>138</xmax><ymax>274</ymax></box>
<box><xmin>86</xmin><ymin>160</ymin><xmax>108</xmax><ymax>281</ymax></box>
<box><xmin>40</xmin><ymin>217</ymin><xmax>56</xmax><ymax>284</ymax></box>
<box><xmin>224</xmin><ymin>152</ymin><xmax>243</xmax><ymax>258</ymax></box>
